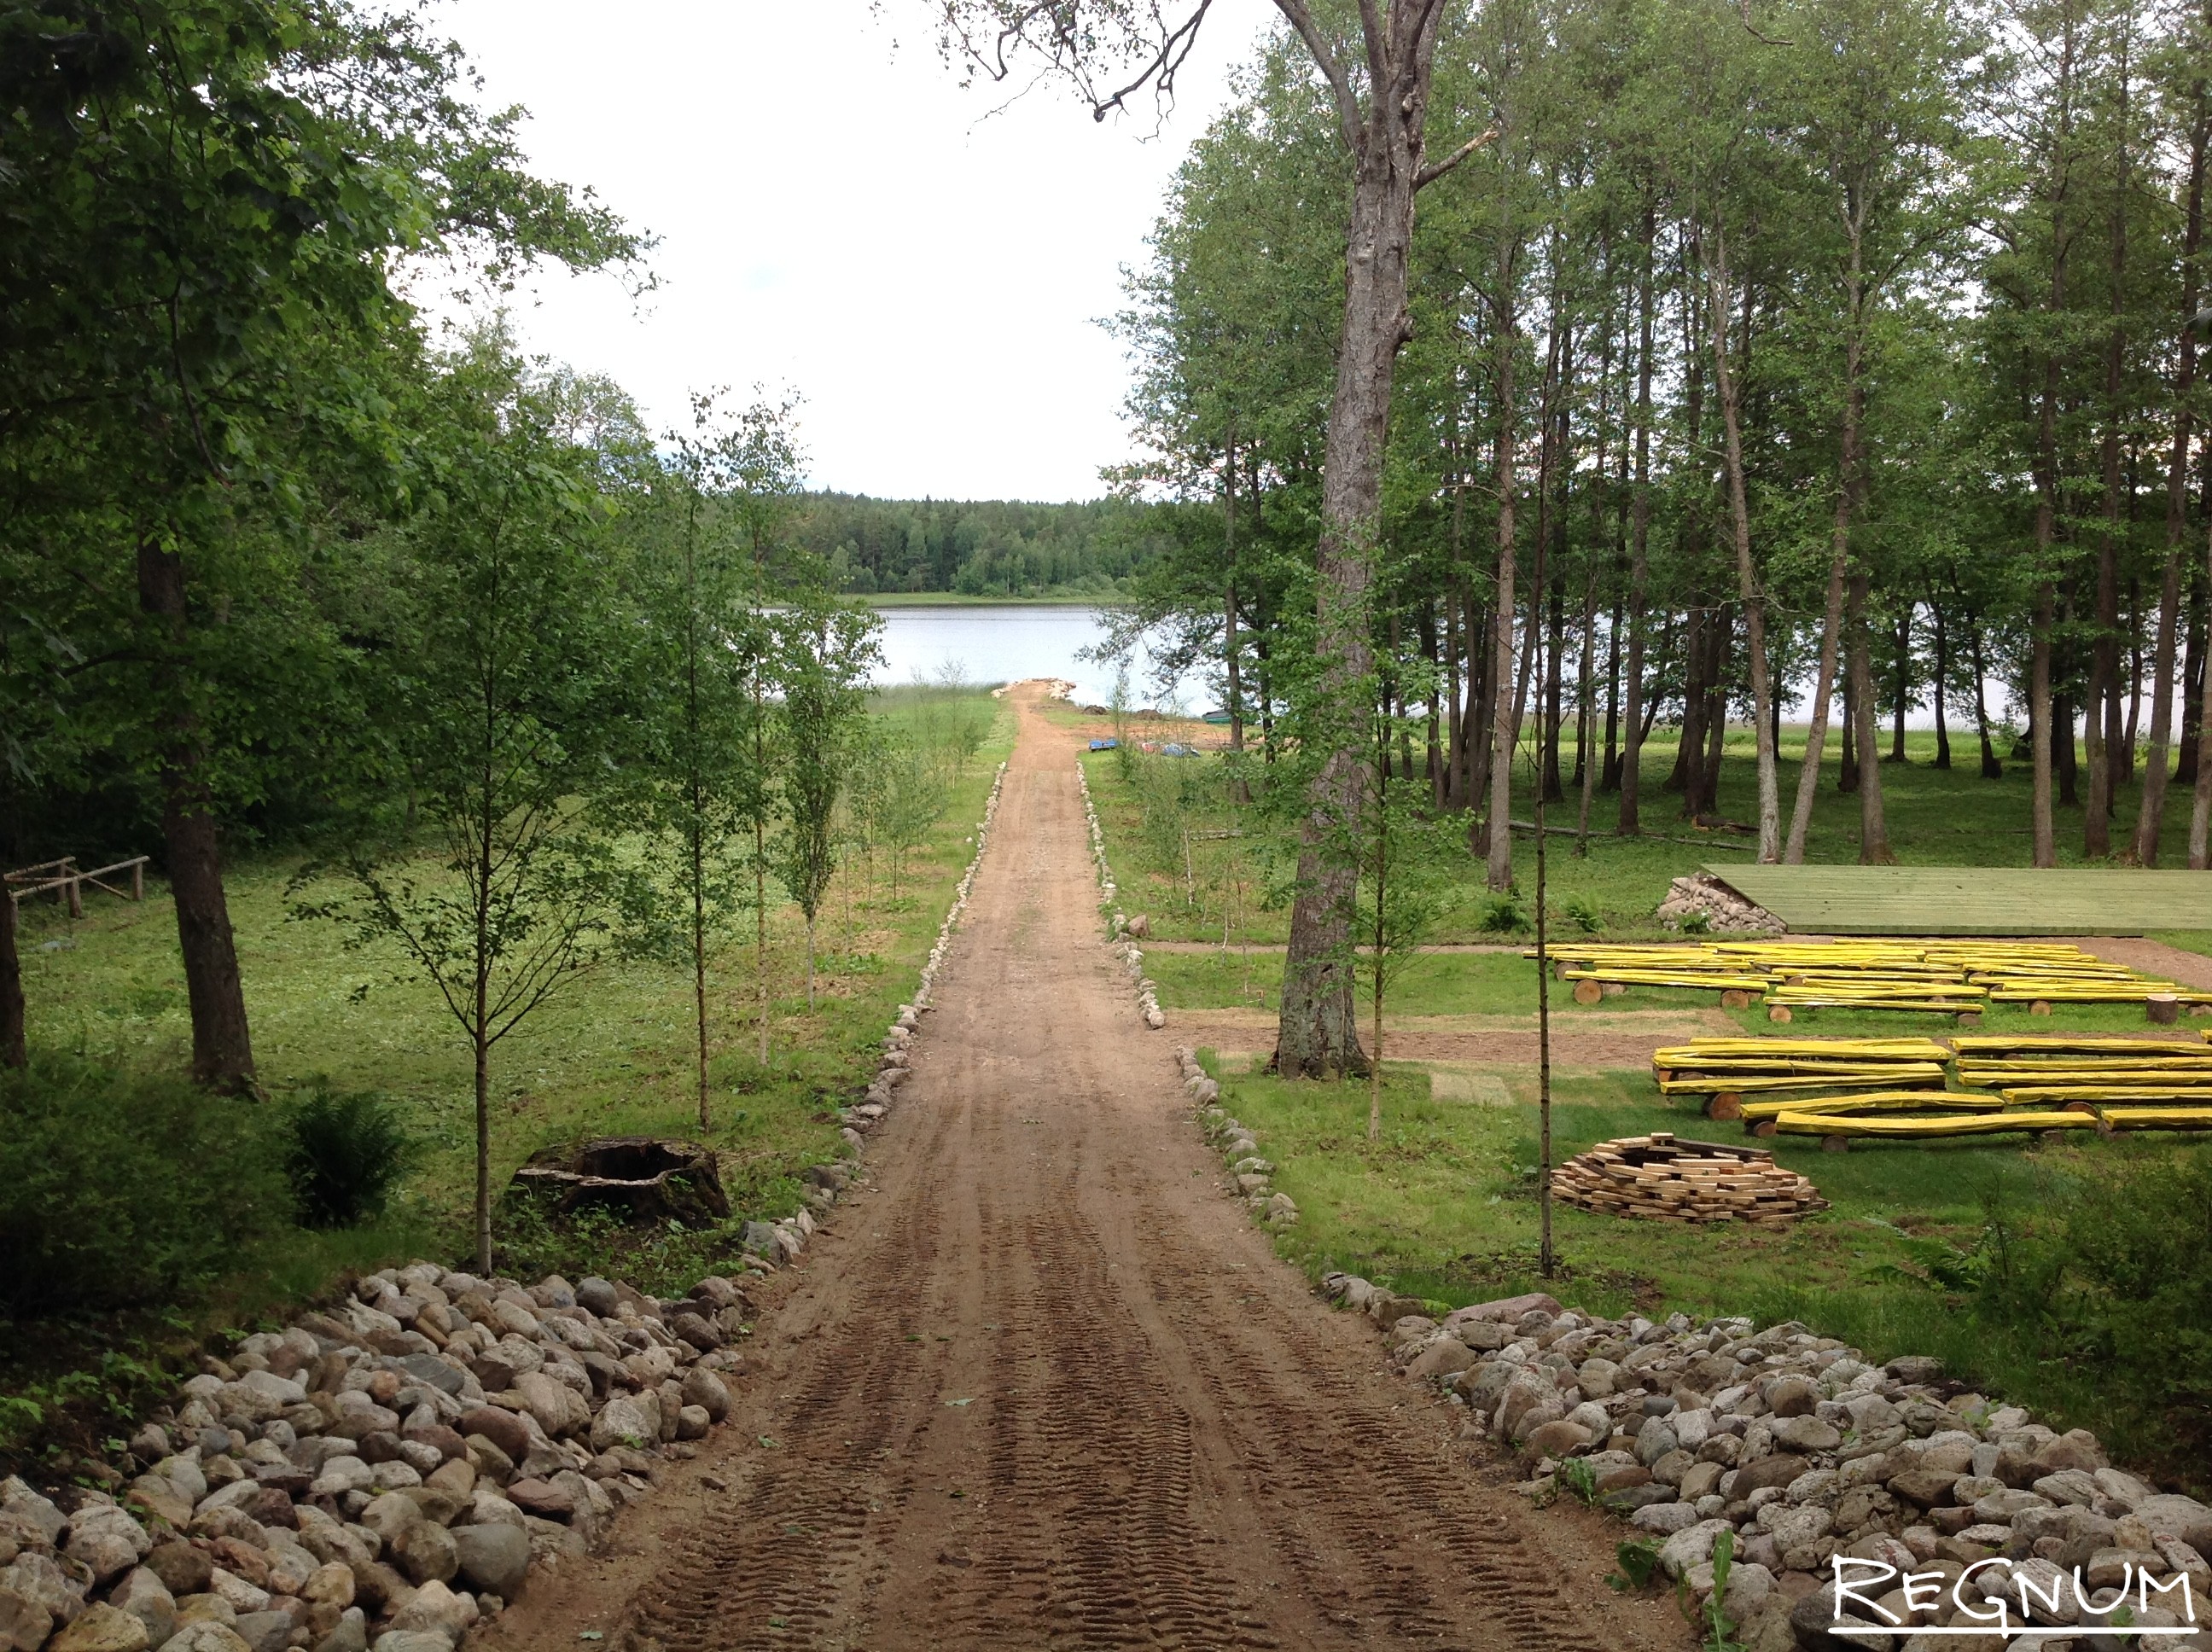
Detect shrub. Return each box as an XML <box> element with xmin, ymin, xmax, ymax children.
<box><xmin>1563</xmin><ymin>894</ymin><xmax>1605</xmax><ymax>934</ymax></box>
<box><xmin>0</xmin><ymin>1053</ymin><xmax>292</xmax><ymax>1314</ymax></box>
<box><xmin>1975</xmin><ymin>1147</ymin><xmax>2212</xmax><ymax>1468</ymax></box>
<box><xmin>1478</xmin><ymin>892</ymin><xmax>1532</xmax><ymax>935</ymax></box>
<box><xmin>287</xmin><ymin>1085</ymin><xmax>410</xmax><ymax>1227</ymax></box>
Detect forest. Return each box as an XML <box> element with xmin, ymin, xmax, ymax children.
<box><xmin>1100</xmin><ymin>0</ymin><xmax>2212</xmax><ymax>884</ymax></box>
<box><xmin>792</xmin><ymin>492</ymin><xmax>1172</xmax><ymax>596</ymax></box>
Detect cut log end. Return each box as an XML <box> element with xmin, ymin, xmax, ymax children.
<box><xmin>1706</xmin><ymin>1093</ymin><xmax>1745</xmax><ymax>1121</ymax></box>
<box><xmin>2030</xmin><ymin>1000</ymin><xmax>2054</xmax><ymax>1016</ymax></box>
<box><xmin>1720</xmin><ymin>989</ymin><xmax>1754</xmax><ymax>1009</ymax></box>
<box><xmin>1821</xmin><ymin>1134</ymin><xmax>1851</xmax><ymax>1153</ymax></box>
<box><xmin>2147</xmin><ymin>994</ymin><xmax>2180</xmax><ymax>1026</ymax></box>
<box><xmin>1767</xmin><ymin>1004</ymin><xmax>1794</xmax><ymax>1024</ymax></box>
<box><xmin>1572</xmin><ymin>978</ymin><xmax>1604</xmax><ymax>1006</ymax></box>
<box><xmin>1750</xmin><ymin>1120</ymin><xmax>1778</xmax><ymax>1138</ymax></box>
<box><xmin>1955</xmin><ymin>1011</ymin><xmax>1983</xmax><ymax>1029</ymax></box>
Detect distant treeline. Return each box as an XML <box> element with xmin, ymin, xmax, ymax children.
<box><xmin>792</xmin><ymin>493</ymin><xmax>1172</xmax><ymax>597</ymax></box>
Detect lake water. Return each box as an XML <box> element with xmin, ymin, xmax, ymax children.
<box><xmin>872</xmin><ymin>604</ymin><xmax>1211</xmax><ymax>711</ymax></box>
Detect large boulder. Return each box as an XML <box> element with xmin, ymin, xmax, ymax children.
<box><xmin>450</xmin><ymin>1525</ymin><xmax>527</xmax><ymax>1603</ymax></box>
<box><xmin>508</xmin><ymin>1376</ymin><xmax>587</xmax><ymax>1441</ymax></box>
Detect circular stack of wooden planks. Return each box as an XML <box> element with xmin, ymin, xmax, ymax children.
<box><xmin>1550</xmin><ymin>1131</ymin><xmax>1829</xmax><ymax>1227</ymax></box>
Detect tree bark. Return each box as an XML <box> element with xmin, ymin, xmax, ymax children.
<box><xmin>1618</xmin><ymin>201</ymin><xmax>1657</xmax><ymax>837</ymax></box>
<box><xmin>2031</xmin><ymin>2</ymin><xmax>2076</xmax><ymax>867</ymax></box>
<box><xmin>1484</xmin><ymin>236</ymin><xmax>1523</xmax><ymax>892</ymax></box>
<box><xmin>1888</xmin><ymin>607</ymin><xmax>1912</xmax><ymax>762</ymax></box>
<box><xmin>1848</xmin><ymin>569</ymin><xmax>1893</xmax><ymax>862</ymax></box>
<box><xmin>2087</xmin><ymin>31</ymin><xmax>2132</xmax><ymax>857</ymax></box>
<box><xmin>0</xmin><ymin>888</ymin><xmax>23</xmax><ymax>1069</ymax></box>
<box><xmin>136</xmin><ymin>535</ymin><xmax>255</xmax><ymax>1090</ymax></box>
<box><xmin>2133</xmin><ymin>61</ymin><xmax>2203</xmax><ymax>863</ymax></box>
<box><xmin>1965</xmin><ymin>605</ymin><xmax>2002</xmax><ymax>779</ymax></box>
<box><xmin>1275</xmin><ymin>5</ymin><xmax>1452</xmax><ymax>1077</ymax></box>
<box><xmin>1703</xmin><ymin>229</ymin><xmax>1779</xmax><ymax>859</ymax></box>
<box><xmin>1931</xmin><ymin>596</ymin><xmax>1952</xmax><ymax>770</ymax></box>
<box><xmin>1786</xmin><ymin>347</ymin><xmax>1857</xmax><ymax>861</ymax></box>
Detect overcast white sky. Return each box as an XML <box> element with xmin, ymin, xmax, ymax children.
<box><xmin>429</xmin><ymin>1</ymin><xmax>1266</xmax><ymax>503</ymax></box>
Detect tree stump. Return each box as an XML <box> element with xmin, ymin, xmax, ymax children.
<box><xmin>510</xmin><ymin>1137</ymin><xmax>730</xmax><ymax>1226</ymax></box>
<box><xmin>1821</xmin><ymin>1134</ymin><xmax>1850</xmax><ymax>1153</ymax></box>
<box><xmin>1572</xmin><ymin>979</ymin><xmax>1604</xmax><ymax>1006</ymax></box>
<box><xmin>2147</xmin><ymin>994</ymin><xmax>2180</xmax><ymax>1026</ymax></box>
<box><xmin>1955</xmin><ymin>1010</ymin><xmax>1982</xmax><ymax>1029</ymax></box>
<box><xmin>2030</xmin><ymin>1000</ymin><xmax>2053</xmax><ymax>1016</ymax></box>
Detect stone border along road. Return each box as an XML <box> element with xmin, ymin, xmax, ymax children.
<box><xmin>474</xmin><ymin>681</ymin><xmax>1686</xmax><ymax>1651</ymax></box>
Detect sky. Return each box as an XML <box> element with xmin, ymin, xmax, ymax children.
<box><xmin>428</xmin><ymin>1</ymin><xmax>1265</xmax><ymax>503</ymax></box>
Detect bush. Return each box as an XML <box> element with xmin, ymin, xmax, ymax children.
<box><xmin>1563</xmin><ymin>894</ymin><xmax>1605</xmax><ymax>934</ymax></box>
<box><xmin>1976</xmin><ymin>1147</ymin><xmax>2212</xmax><ymax>1468</ymax></box>
<box><xmin>1478</xmin><ymin>892</ymin><xmax>1531</xmax><ymax>935</ymax></box>
<box><xmin>0</xmin><ymin>1054</ymin><xmax>292</xmax><ymax>1314</ymax></box>
<box><xmin>287</xmin><ymin>1085</ymin><xmax>410</xmax><ymax>1227</ymax></box>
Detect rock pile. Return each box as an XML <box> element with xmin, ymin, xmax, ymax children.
<box><xmin>1182</xmin><ymin>1049</ymin><xmax>1297</xmax><ymax>1228</ymax></box>
<box><xmin>1657</xmin><ymin>874</ymin><xmax>1785</xmax><ymax>936</ymax></box>
<box><xmin>1550</xmin><ymin>1133</ymin><xmax>1828</xmax><ymax>1227</ymax></box>
<box><xmin>1075</xmin><ymin>762</ymin><xmax>1162</xmax><ymax>1030</ymax></box>
<box><xmin>1332</xmin><ymin>1279</ymin><xmax>2212</xmax><ymax>1650</ymax></box>
<box><xmin>0</xmin><ymin>1264</ymin><xmax>753</xmax><ymax>1652</ymax></box>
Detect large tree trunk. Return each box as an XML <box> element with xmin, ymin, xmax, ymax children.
<box><xmin>137</xmin><ymin>536</ymin><xmax>255</xmax><ymax>1090</ymax></box>
<box><xmin>1965</xmin><ymin>607</ymin><xmax>2003</xmax><ymax>779</ymax></box>
<box><xmin>1703</xmin><ymin>231</ymin><xmax>1778</xmax><ymax>860</ymax></box>
<box><xmin>1275</xmin><ymin>11</ymin><xmax>1449</xmax><ymax>1077</ymax></box>
<box><xmin>2031</xmin><ymin>6</ymin><xmax>2076</xmax><ymax>867</ymax></box>
<box><xmin>1</xmin><ymin>887</ymin><xmax>23</xmax><ymax>1069</ymax></box>
<box><xmin>1617</xmin><ymin>203</ymin><xmax>1657</xmax><ymax>837</ymax></box>
<box><xmin>1848</xmin><ymin>569</ymin><xmax>1893</xmax><ymax>862</ymax></box>
<box><xmin>2181</xmin><ymin>556</ymin><xmax>2206</xmax><ymax>788</ymax></box>
<box><xmin>2133</xmin><ymin>71</ymin><xmax>2203</xmax><ymax>863</ymax></box>
<box><xmin>1484</xmin><ymin>240</ymin><xmax>1523</xmax><ymax>892</ymax></box>
<box><xmin>2087</xmin><ymin>46</ymin><xmax>2132</xmax><ymax>857</ymax></box>
<box><xmin>1931</xmin><ymin>596</ymin><xmax>1952</xmax><ymax>770</ymax></box>
<box><xmin>1888</xmin><ymin>607</ymin><xmax>1912</xmax><ymax>763</ymax></box>
<box><xmin>1786</xmin><ymin>331</ymin><xmax>1858</xmax><ymax>860</ymax></box>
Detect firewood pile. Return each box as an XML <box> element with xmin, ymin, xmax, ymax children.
<box><xmin>1550</xmin><ymin>1131</ymin><xmax>1828</xmax><ymax>1227</ymax></box>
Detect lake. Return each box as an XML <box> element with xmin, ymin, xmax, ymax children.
<box><xmin>871</xmin><ymin>604</ymin><xmax>1210</xmax><ymax>711</ymax></box>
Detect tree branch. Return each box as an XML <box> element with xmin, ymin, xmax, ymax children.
<box><xmin>1736</xmin><ymin>0</ymin><xmax>1794</xmax><ymax>46</ymax></box>
<box><xmin>1272</xmin><ymin>0</ymin><xmax>1363</xmax><ymax>149</ymax></box>
<box><xmin>1416</xmin><ymin>125</ymin><xmax>1499</xmax><ymax>191</ymax></box>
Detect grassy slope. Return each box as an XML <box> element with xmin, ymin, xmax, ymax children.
<box><xmin>1083</xmin><ymin>728</ymin><xmax>2209</xmax><ymax>1471</ymax></box>
<box><xmin>5</xmin><ymin>692</ymin><xmax>1011</xmax><ymax>1405</ymax></box>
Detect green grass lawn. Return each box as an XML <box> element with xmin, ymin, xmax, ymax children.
<box><xmin>3</xmin><ymin>691</ymin><xmax>1011</xmax><ymax>1455</ymax></box>
<box><xmin>1086</xmin><ymin>724</ymin><xmax>2212</xmax><ymax>945</ymax></box>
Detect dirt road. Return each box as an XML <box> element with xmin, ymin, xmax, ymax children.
<box><xmin>484</xmin><ymin>685</ymin><xmax>1683</xmax><ymax>1651</ymax></box>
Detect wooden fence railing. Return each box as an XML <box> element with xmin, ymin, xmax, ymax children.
<box><xmin>4</xmin><ymin>855</ymin><xmax>149</xmax><ymax>916</ymax></box>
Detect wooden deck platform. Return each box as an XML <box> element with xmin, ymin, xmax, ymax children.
<box><xmin>1707</xmin><ymin>864</ymin><xmax>2212</xmax><ymax>936</ymax></box>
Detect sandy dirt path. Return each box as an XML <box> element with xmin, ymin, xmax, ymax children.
<box><xmin>481</xmin><ymin>684</ymin><xmax>1685</xmax><ymax>1652</ymax></box>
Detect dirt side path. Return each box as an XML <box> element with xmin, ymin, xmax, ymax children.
<box><xmin>480</xmin><ymin>684</ymin><xmax>1685</xmax><ymax>1652</ymax></box>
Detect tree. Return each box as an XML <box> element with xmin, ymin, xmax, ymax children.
<box><xmin>1356</xmin><ymin>659</ymin><xmax>1452</xmax><ymax>1140</ymax></box>
<box><xmin>773</xmin><ymin>601</ymin><xmax>883</xmax><ymax>1009</ymax></box>
<box><xmin>295</xmin><ymin>342</ymin><xmax>632</xmax><ymax>1274</ymax></box>
<box><xmin>622</xmin><ymin>395</ymin><xmax>773</xmax><ymax>1129</ymax></box>
<box><xmin>925</xmin><ymin>0</ymin><xmax>1496</xmax><ymax>1077</ymax></box>
<box><xmin>1</xmin><ymin>0</ymin><xmax>642</xmax><ymax>1087</ymax></box>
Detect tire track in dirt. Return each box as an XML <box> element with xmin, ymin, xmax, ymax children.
<box><xmin>483</xmin><ymin>684</ymin><xmax>1685</xmax><ymax>1652</ymax></box>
